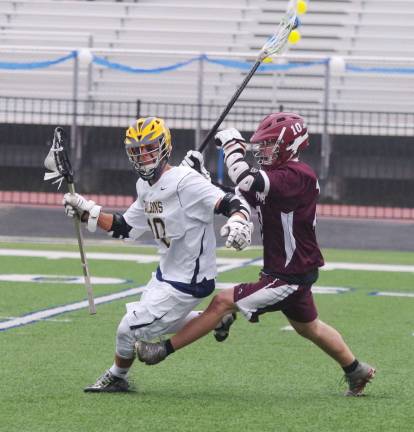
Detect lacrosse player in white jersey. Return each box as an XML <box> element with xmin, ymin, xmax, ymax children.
<box><xmin>63</xmin><ymin>116</ymin><xmax>253</xmax><ymax>392</ymax></box>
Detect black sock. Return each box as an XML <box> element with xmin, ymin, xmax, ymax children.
<box><xmin>165</xmin><ymin>339</ymin><xmax>175</xmax><ymax>356</ymax></box>
<box><xmin>342</xmin><ymin>359</ymin><xmax>359</xmax><ymax>374</ymax></box>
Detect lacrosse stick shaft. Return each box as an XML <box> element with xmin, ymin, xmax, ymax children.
<box><xmin>198</xmin><ymin>61</ymin><xmax>261</xmax><ymax>153</ymax></box>
<box><xmin>67</xmin><ymin>183</ymin><xmax>96</xmax><ymax>315</ymax></box>
<box><xmin>198</xmin><ymin>0</ymin><xmax>298</xmax><ymax>153</ymax></box>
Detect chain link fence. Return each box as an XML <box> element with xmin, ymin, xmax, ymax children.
<box><xmin>0</xmin><ymin>96</ymin><xmax>413</xmax><ymax>219</ymax></box>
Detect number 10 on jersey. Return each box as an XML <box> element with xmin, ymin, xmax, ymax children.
<box><xmin>148</xmin><ymin>217</ymin><xmax>170</xmax><ymax>247</ymax></box>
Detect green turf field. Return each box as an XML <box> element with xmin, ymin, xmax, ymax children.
<box><xmin>1</xmin><ymin>241</ymin><xmax>413</xmax><ymax>432</ymax></box>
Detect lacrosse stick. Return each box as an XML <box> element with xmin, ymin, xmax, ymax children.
<box><xmin>198</xmin><ymin>0</ymin><xmax>299</xmax><ymax>153</ymax></box>
<box><xmin>44</xmin><ymin>127</ymin><xmax>96</xmax><ymax>315</ymax></box>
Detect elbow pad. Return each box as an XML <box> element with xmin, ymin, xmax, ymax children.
<box><xmin>215</xmin><ymin>192</ymin><xmax>251</xmax><ymax>221</ymax></box>
<box><xmin>225</xmin><ymin>153</ymin><xmax>269</xmax><ymax>194</ymax></box>
<box><xmin>109</xmin><ymin>213</ymin><xmax>132</xmax><ymax>239</ymax></box>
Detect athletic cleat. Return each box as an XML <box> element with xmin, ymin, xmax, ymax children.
<box><xmin>344</xmin><ymin>362</ymin><xmax>376</xmax><ymax>396</ymax></box>
<box><xmin>84</xmin><ymin>370</ymin><xmax>129</xmax><ymax>393</ymax></box>
<box><xmin>214</xmin><ymin>312</ymin><xmax>236</xmax><ymax>342</ymax></box>
<box><xmin>135</xmin><ymin>340</ymin><xmax>168</xmax><ymax>365</ymax></box>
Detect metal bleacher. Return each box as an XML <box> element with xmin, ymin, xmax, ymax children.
<box><xmin>0</xmin><ymin>0</ymin><xmax>259</xmax><ymax>107</ymax></box>
<box><xmin>248</xmin><ymin>0</ymin><xmax>414</xmax><ymax>113</ymax></box>
<box><xmin>0</xmin><ymin>0</ymin><xmax>414</xmax><ymax>115</ymax></box>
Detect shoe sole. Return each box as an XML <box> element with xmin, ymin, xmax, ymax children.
<box><xmin>84</xmin><ymin>388</ymin><xmax>130</xmax><ymax>393</ymax></box>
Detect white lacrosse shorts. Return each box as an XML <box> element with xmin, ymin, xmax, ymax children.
<box><xmin>124</xmin><ymin>273</ymin><xmax>203</xmax><ymax>342</ymax></box>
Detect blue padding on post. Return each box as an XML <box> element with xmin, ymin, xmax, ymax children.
<box><xmin>347</xmin><ymin>64</ymin><xmax>414</xmax><ymax>74</ymax></box>
<box><xmin>0</xmin><ymin>51</ymin><xmax>76</xmax><ymax>70</ymax></box>
<box><xmin>92</xmin><ymin>54</ymin><xmax>202</xmax><ymax>74</ymax></box>
<box><xmin>2</xmin><ymin>50</ymin><xmax>414</xmax><ymax>76</ymax></box>
<box><xmin>205</xmin><ymin>56</ymin><xmax>328</xmax><ymax>71</ymax></box>
<box><xmin>90</xmin><ymin>55</ymin><xmax>328</xmax><ymax>74</ymax></box>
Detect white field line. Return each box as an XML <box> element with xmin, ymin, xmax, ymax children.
<box><xmin>216</xmin><ymin>283</ymin><xmax>351</xmax><ymax>294</ymax></box>
<box><xmin>322</xmin><ymin>262</ymin><xmax>414</xmax><ymax>273</ymax></box>
<box><xmin>0</xmin><ymin>248</ymin><xmax>413</xmax><ymax>332</ymax></box>
<box><xmin>0</xmin><ymin>286</ymin><xmax>145</xmax><ymax>331</ymax></box>
<box><xmin>1</xmin><ymin>248</ymin><xmax>413</xmax><ymax>273</ymax></box>
<box><xmin>0</xmin><ymin>284</ymin><xmax>353</xmax><ymax>332</ymax></box>
<box><xmin>0</xmin><ymin>274</ymin><xmax>128</xmax><ymax>284</ymax></box>
<box><xmin>0</xmin><ymin>316</ymin><xmax>72</xmax><ymax>323</ymax></box>
<box><xmin>370</xmin><ymin>291</ymin><xmax>414</xmax><ymax>298</ymax></box>
<box><xmin>281</xmin><ymin>325</ymin><xmax>295</xmax><ymax>331</ymax></box>
<box><xmin>0</xmin><ymin>249</ymin><xmax>160</xmax><ymax>263</ymax></box>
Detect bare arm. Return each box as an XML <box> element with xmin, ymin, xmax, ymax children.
<box><xmin>97</xmin><ymin>212</ymin><xmax>114</xmax><ymax>232</ymax></box>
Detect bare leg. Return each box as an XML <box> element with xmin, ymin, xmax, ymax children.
<box><xmin>288</xmin><ymin>318</ymin><xmax>355</xmax><ymax>366</ymax></box>
<box><xmin>165</xmin><ymin>311</ymin><xmax>202</xmax><ymax>335</ymax></box>
<box><xmin>171</xmin><ymin>289</ymin><xmax>236</xmax><ymax>350</ymax></box>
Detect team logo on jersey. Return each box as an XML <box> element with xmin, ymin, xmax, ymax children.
<box><xmin>144</xmin><ymin>200</ymin><xmax>164</xmax><ymax>214</ymax></box>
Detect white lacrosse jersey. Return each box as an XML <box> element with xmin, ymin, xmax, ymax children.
<box><xmin>123</xmin><ymin>166</ymin><xmax>225</xmax><ymax>292</ymax></box>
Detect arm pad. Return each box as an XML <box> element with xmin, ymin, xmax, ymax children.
<box><xmin>215</xmin><ymin>192</ymin><xmax>250</xmax><ymax>220</ymax></box>
<box><xmin>211</xmin><ymin>180</ymin><xmax>235</xmax><ymax>194</ymax></box>
<box><xmin>110</xmin><ymin>213</ymin><xmax>133</xmax><ymax>239</ymax></box>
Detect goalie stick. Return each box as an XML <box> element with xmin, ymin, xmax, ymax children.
<box><xmin>44</xmin><ymin>127</ymin><xmax>96</xmax><ymax>315</ymax></box>
<box><xmin>198</xmin><ymin>0</ymin><xmax>299</xmax><ymax>153</ymax></box>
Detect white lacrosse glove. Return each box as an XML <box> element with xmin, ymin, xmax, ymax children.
<box><xmin>62</xmin><ymin>193</ymin><xmax>102</xmax><ymax>232</ymax></box>
<box><xmin>181</xmin><ymin>150</ymin><xmax>211</xmax><ymax>181</ymax></box>
<box><xmin>220</xmin><ymin>214</ymin><xmax>253</xmax><ymax>251</ymax></box>
<box><xmin>215</xmin><ymin>128</ymin><xmax>247</xmax><ymax>164</ymax></box>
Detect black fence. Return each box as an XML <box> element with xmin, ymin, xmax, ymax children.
<box><xmin>0</xmin><ymin>97</ymin><xmax>413</xmax><ymax>219</ymax></box>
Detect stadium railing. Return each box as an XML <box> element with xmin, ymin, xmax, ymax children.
<box><xmin>0</xmin><ymin>94</ymin><xmax>413</xmax><ymax>220</ymax></box>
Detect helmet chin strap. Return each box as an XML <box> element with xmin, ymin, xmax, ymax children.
<box><xmin>140</xmin><ymin>159</ymin><xmax>169</xmax><ymax>185</ymax></box>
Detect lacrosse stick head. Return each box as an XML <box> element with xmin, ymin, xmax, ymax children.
<box><xmin>44</xmin><ymin>127</ymin><xmax>74</xmax><ymax>188</ymax></box>
<box><xmin>258</xmin><ymin>0</ymin><xmax>298</xmax><ymax>61</ymax></box>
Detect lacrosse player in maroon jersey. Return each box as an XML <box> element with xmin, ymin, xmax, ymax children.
<box><xmin>136</xmin><ymin>112</ymin><xmax>376</xmax><ymax>397</ymax></box>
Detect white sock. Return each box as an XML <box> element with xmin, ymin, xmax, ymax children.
<box><xmin>109</xmin><ymin>363</ymin><xmax>130</xmax><ymax>379</ymax></box>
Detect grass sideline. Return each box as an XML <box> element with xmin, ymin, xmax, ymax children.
<box><xmin>1</xmin><ymin>241</ymin><xmax>414</xmax><ymax>432</ymax></box>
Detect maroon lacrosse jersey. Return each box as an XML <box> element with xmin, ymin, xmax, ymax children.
<box><xmin>242</xmin><ymin>160</ymin><xmax>324</xmax><ymax>276</ymax></box>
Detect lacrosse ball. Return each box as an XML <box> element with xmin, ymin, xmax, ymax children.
<box><xmin>262</xmin><ymin>57</ymin><xmax>273</xmax><ymax>63</ymax></box>
<box><xmin>297</xmin><ymin>0</ymin><xmax>308</xmax><ymax>15</ymax></box>
<box><xmin>77</xmin><ymin>48</ymin><xmax>93</xmax><ymax>66</ymax></box>
<box><xmin>288</xmin><ymin>29</ymin><xmax>301</xmax><ymax>44</ymax></box>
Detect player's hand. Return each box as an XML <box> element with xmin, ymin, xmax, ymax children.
<box><xmin>215</xmin><ymin>128</ymin><xmax>247</xmax><ymax>165</ymax></box>
<box><xmin>220</xmin><ymin>214</ymin><xmax>253</xmax><ymax>251</ymax></box>
<box><xmin>62</xmin><ymin>193</ymin><xmax>102</xmax><ymax>232</ymax></box>
<box><xmin>180</xmin><ymin>150</ymin><xmax>211</xmax><ymax>181</ymax></box>
<box><xmin>63</xmin><ymin>192</ymin><xmax>95</xmax><ymax>219</ymax></box>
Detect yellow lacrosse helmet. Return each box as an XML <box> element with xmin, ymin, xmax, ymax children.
<box><xmin>125</xmin><ymin>117</ymin><xmax>172</xmax><ymax>181</ymax></box>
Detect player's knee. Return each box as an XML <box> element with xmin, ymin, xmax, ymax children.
<box><xmin>291</xmin><ymin>318</ymin><xmax>320</xmax><ymax>339</ymax></box>
<box><xmin>115</xmin><ymin>315</ymin><xmax>135</xmax><ymax>359</ymax></box>
<box><xmin>210</xmin><ymin>289</ymin><xmax>235</xmax><ymax>314</ymax></box>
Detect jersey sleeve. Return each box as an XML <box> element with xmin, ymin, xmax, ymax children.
<box><xmin>123</xmin><ymin>198</ymin><xmax>150</xmax><ymax>240</ymax></box>
<box><xmin>177</xmin><ymin>171</ymin><xmax>225</xmax><ymax>223</ymax></box>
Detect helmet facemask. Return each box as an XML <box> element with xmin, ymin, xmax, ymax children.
<box><xmin>126</xmin><ymin>136</ymin><xmax>170</xmax><ymax>181</ymax></box>
<box><xmin>125</xmin><ymin>117</ymin><xmax>172</xmax><ymax>182</ymax></box>
<box><xmin>252</xmin><ymin>138</ymin><xmax>282</xmax><ymax>167</ymax></box>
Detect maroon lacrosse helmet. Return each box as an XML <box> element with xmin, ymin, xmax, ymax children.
<box><xmin>250</xmin><ymin>112</ymin><xmax>309</xmax><ymax>168</ymax></box>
